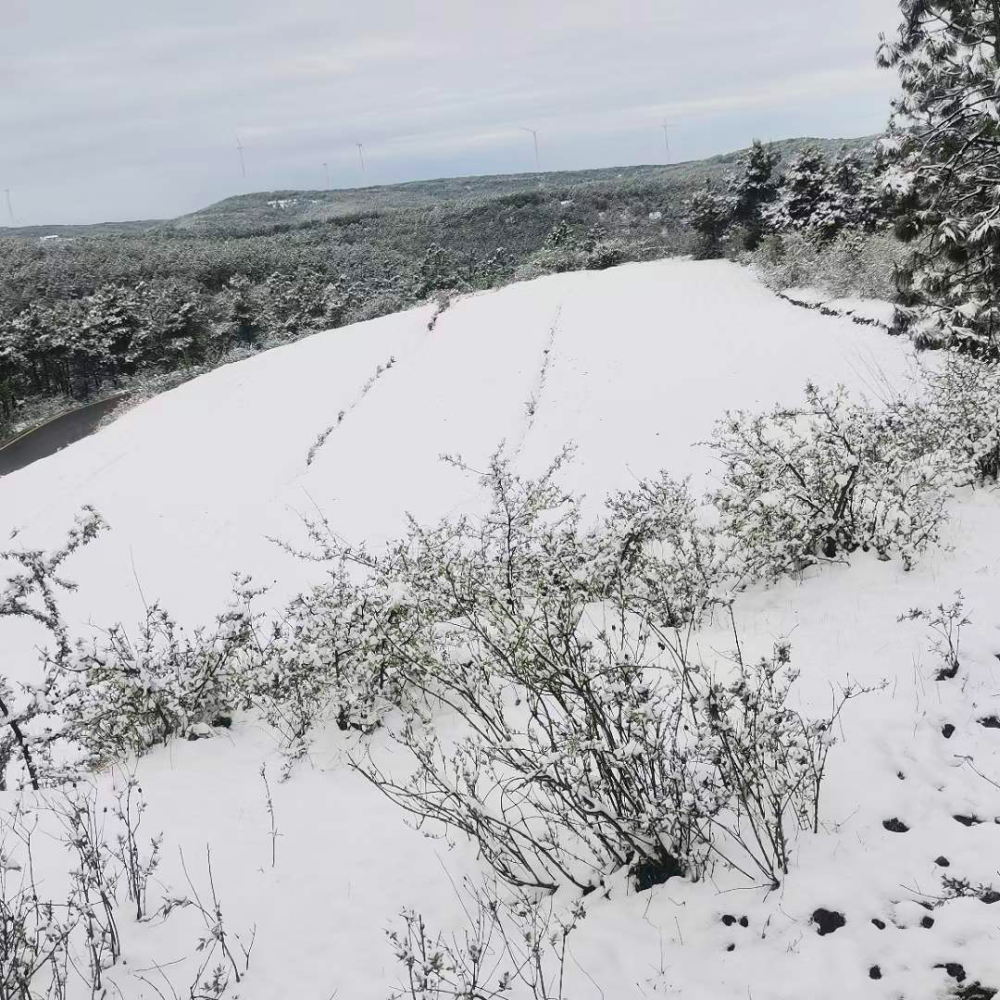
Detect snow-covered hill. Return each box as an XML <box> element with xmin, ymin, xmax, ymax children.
<box><xmin>0</xmin><ymin>260</ymin><xmax>913</xmax><ymax>661</ymax></box>
<box><xmin>3</xmin><ymin>259</ymin><xmax>998</xmax><ymax>1000</ymax></box>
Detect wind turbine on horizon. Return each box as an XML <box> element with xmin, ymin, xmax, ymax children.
<box><xmin>3</xmin><ymin>188</ymin><xmax>13</xmax><ymax>225</ymax></box>
<box><xmin>235</xmin><ymin>132</ymin><xmax>247</xmax><ymax>179</ymax></box>
<box><xmin>661</xmin><ymin>121</ymin><xmax>679</xmax><ymax>164</ymax></box>
<box><xmin>356</xmin><ymin>143</ymin><xmax>367</xmax><ymax>176</ymax></box>
<box><xmin>519</xmin><ymin>127</ymin><xmax>541</xmax><ymax>172</ymax></box>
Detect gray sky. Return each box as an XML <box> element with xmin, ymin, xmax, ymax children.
<box><xmin>2</xmin><ymin>0</ymin><xmax>902</xmax><ymax>226</ymax></box>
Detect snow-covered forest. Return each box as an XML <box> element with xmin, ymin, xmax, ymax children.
<box><xmin>3</xmin><ymin>1</ymin><xmax>1000</xmax><ymax>998</ymax></box>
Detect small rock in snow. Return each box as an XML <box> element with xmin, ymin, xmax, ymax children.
<box><xmin>812</xmin><ymin>909</ymin><xmax>846</xmax><ymax>936</ymax></box>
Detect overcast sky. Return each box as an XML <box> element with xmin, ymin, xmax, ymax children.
<box><xmin>1</xmin><ymin>1</ymin><xmax>902</xmax><ymax>227</ymax></box>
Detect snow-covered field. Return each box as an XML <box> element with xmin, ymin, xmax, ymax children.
<box><xmin>3</xmin><ymin>259</ymin><xmax>998</xmax><ymax>999</ymax></box>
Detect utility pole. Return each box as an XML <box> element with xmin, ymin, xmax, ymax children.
<box><xmin>235</xmin><ymin>133</ymin><xmax>247</xmax><ymax>179</ymax></box>
<box><xmin>3</xmin><ymin>188</ymin><xmax>13</xmax><ymax>225</ymax></box>
<box><xmin>519</xmin><ymin>128</ymin><xmax>540</xmax><ymax>172</ymax></box>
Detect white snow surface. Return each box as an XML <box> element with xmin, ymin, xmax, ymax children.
<box><xmin>0</xmin><ymin>260</ymin><xmax>913</xmax><ymax>653</ymax></box>
<box><xmin>3</xmin><ymin>258</ymin><xmax>999</xmax><ymax>1000</ymax></box>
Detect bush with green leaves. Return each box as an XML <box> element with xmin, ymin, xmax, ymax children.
<box><xmin>708</xmin><ymin>382</ymin><xmax>952</xmax><ymax>581</ymax></box>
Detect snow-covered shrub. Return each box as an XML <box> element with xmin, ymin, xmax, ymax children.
<box><xmin>921</xmin><ymin>354</ymin><xmax>1000</xmax><ymax>483</ymax></box>
<box><xmin>66</xmin><ymin>579</ymin><xmax>264</xmax><ymax>763</ymax></box>
<box><xmin>244</xmin><ymin>561</ymin><xmax>423</xmax><ymax>768</ymax></box>
<box><xmin>519</xmin><ymin>222</ymin><xmax>630</xmax><ymax>277</ymax></box>
<box><xmin>354</xmin><ymin>452</ymin><xmax>844</xmax><ymax>893</ymax></box>
<box><xmin>0</xmin><ymin>508</ymin><xmax>107</xmax><ymax>791</ymax></box>
<box><xmin>709</xmin><ymin>383</ymin><xmax>952</xmax><ymax>580</ymax></box>
<box><xmin>747</xmin><ymin>230</ymin><xmax>910</xmax><ymax>301</ymax></box>
<box><xmin>354</xmin><ymin>453</ymin><xmax>717</xmax><ymax>891</ymax></box>
<box><xmin>693</xmin><ymin>631</ymin><xmax>860</xmax><ymax>886</ymax></box>
<box><xmin>604</xmin><ymin>472</ymin><xmax>725</xmax><ymax>627</ymax></box>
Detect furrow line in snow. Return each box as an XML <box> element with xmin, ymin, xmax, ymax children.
<box><xmin>512</xmin><ymin>304</ymin><xmax>562</xmax><ymax>459</ymax></box>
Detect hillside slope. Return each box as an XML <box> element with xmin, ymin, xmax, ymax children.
<box><xmin>2</xmin><ymin>260</ymin><xmax>998</xmax><ymax>1000</ymax></box>
<box><xmin>0</xmin><ymin>259</ymin><xmax>910</xmax><ymax>652</ymax></box>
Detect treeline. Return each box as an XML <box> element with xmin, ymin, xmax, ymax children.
<box><xmin>683</xmin><ymin>141</ymin><xmax>894</xmax><ymax>258</ymax></box>
<box><xmin>0</xmin><ymin>177</ymin><xmax>704</xmax><ymax>434</ymax></box>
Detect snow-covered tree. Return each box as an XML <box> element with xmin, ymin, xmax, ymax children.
<box><xmin>877</xmin><ymin>0</ymin><xmax>1000</xmax><ymax>350</ymax></box>
<box><xmin>683</xmin><ymin>185</ymin><xmax>732</xmax><ymax>258</ymax></box>
<box><xmin>766</xmin><ymin>147</ymin><xmax>831</xmax><ymax>233</ymax></box>
<box><xmin>728</xmin><ymin>140</ymin><xmax>782</xmax><ymax>249</ymax></box>
<box><xmin>216</xmin><ymin>275</ymin><xmax>263</xmax><ymax>349</ymax></box>
<box><xmin>812</xmin><ymin>148</ymin><xmax>867</xmax><ymax>238</ymax></box>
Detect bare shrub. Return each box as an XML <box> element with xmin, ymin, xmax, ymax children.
<box><xmin>387</xmin><ymin>879</ymin><xmax>585</xmax><ymax>1000</ymax></box>
<box><xmin>898</xmin><ymin>592</ymin><xmax>969</xmax><ymax>681</ymax></box>
<box><xmin>348</xmin><ymin>453</ymin><xmax>848</xmax><ymax>893</ymax></box>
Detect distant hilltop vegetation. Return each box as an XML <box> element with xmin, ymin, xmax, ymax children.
<box><xmin>0</xmin><ymin>136</ymin><xmax>875</xmax><ymax>239</ymax></box>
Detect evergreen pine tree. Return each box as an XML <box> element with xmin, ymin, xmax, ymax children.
<box><xmin>728</xmin><ymin>140</ymin><xmax>782</xmax><ymax>249</ymax></box>
<box><xmin>766</xmin><ymin>147</ymin><xmax>831</xmax><ymax>233</ymax></box>
<box><xmin>877</xmin><ymin>0</ymin><xmax>1000</xmax><ymax>350</ymax></box>
<box><xmin>683</xmin><ymin>185</ymin><xmax>732</xmax><ymax>259</ymax></box>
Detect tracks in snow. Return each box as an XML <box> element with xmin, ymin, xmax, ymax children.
<box><xmin>511</xmin><ymin>304</ymin><xmax>562</xmax><ymax>459</ymax></box>
<box><xmin>303</xmin><ymin>300</ymin><xmax>452</xmax><ymax>470</ymax></box>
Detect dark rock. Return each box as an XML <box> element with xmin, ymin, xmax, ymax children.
<box><xmin>871</xmin><ymin>918</ymin><xmax>886</xmax><ymax>930</ymax></box>
<box><xmin>632</xmin><ymin>852</ymin><xmax>683</xmax><ymax>892</ymax></box>
<box><xmin>980</xmin><ymin>891</ymin><xmax>1000</xmax><ymax>905</ymax></box>
<box><xmin>935</xmin><ymin>963</ymin><xmax>967</xmax><ymax>983</ymax></box>
<box><xmin>883</xmin><ymin>818</ymin><xmax>910</xmax><ymax>833</ymax></box>
<box><xmin>726</xmin><ymin>943</ymin><xmax>735</xmax><ymax>952</ymax></box>
<box><xmin>869</xmin><ymin>966</ymin><xmax>882</xmax><ymax>980</ymax></box>
<box><xmin>211</xmin><ymin>715</ymin><xmax>233</xmax><ymax>729</ymax></box>
<box><xmin>943</xmin><ymin>723</ymin><xmax>956</xmax><ymax>739</ymax></box>
<box><xmin>936</xmin><ymin>856</ymin><xmax>951</xmax><ymax>867</ymax></box>
<box><xmin>739</xmin><ymin>916</ymin><xmax>749</xmax><ymax>928</ymax></box>
<box><xmin>921</xmin><ymin>915</ymin><xmax>935</xmax><ymax>929</ymax></box>
<box><xmin>812</xmin><ymin>909</ymin><xmax>846</xmax><ymax>936</ymax></box>
<box><xmin>721</xmin><ymin>914</ymin><xmax>736</xmax><ymax>927</ymax></box>
<box><xmin>980</xmin><ymin>716</ymin><xmax>1000</xmax><ymax>729</ymax></box>
<box><xmin>955</xmin><ymin>815</ymin><xmax>983</xmax><ymax>827</ymax></box>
